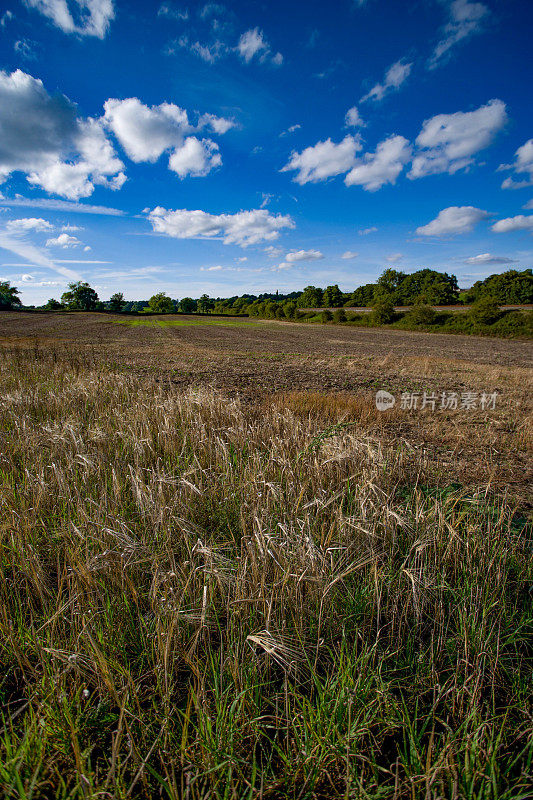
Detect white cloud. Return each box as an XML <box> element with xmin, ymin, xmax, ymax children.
<box><xmin>198</xmin><ymin>112</ymin><xmax>235</xmax><ymax>134</ymax></box>
<box><xmin>237</xmin><ymin>28</ymin><xmax>282</xmax><ymax>65</ymax></box>
<box><xmin>264</xmin><ymin>245</ymin><xmax>284</xmax><ymax>258</ymax></box>
<box><xmin>280</xmin><ymin>124</ymin><xmax>301</xmax><ymax>137</ymax></box>
<box><xmin>345</xmin><ymin>135</ymin><xmax>411</xmax><ymax>191</ymax></box>
<box><xmin>464</xmin><ymin>253</ymin><xmax>514</xmax><ymax>264</ymax></box>
<box><xmin>358</xmin><ymin>226</ymin><xmax>377</xmax><ymax>235</ymax></box>
<box><xmin>345</xmin><ymin>106</ymin><xmax>364</xmax><ymax>127</ymax></box>
<box><xmin>360</xmin><ymin>59</ymin><xmax>412</xmax><ymax>103</ymax></box>
<box><xmin>0</xmin><ymin>232</ymin><xmax>80</xmax><ymax>279</ymax></box>
<box><xmin>14</xmin><ymin>39</ymin><xmax>37</xmax><ymax>60</ymax></box>
<box><xmin>1</xmin><ymin>10</ymin><xmax>14</xmax><ymax>27</ymax></box>
<box><xmin>168</xmin><ymin>137</ymin><xmax>221</xmax><ymax>177</ymax></box>
<box><xmin>284</xmin><ymin>249</ymin><xmax>323</xmax><ymax>263</ymax></box>
<box><xmin>276</xmin><ymin>249</ymin><xmax>324</xmax><ymax>271</ymax></box>
<box><xmin>281</xmin><ymin>135</ymin><xmax>361</xmax><ymax>184</ymax></box>
<box><xmin>46</xmin><ymin>232</ymin><xmax>81</xmax><ymax>247</ymax></box>
<box><xmin>158</xmin><ymin>3</ymin><xmax>188</xmax><ymax>20</ymax></box>
<box><xmin>21</xmin><ymin>273</ymin><xmax>34</xmax><ymax>281</ymax></box>
<box><xmin>0</xmin><ymin>196</ymin><xmax>125</xmax><ymax>215</ymax></box>
<box><xmin>499</xmin><ymin>139</ymin><xmax>533</xmax><ymax>190</ymax></box>
<box><xmin>409</xmin><ymin>99</ymin><xmax>506</xmax><ymax>179</ymax></box>
<box><xmin>416</xmin><ymin>206</ymin><xmax>488</xmax><ymax>236</ymax></box>
<box><xmin>386</xmin><ymin>252</ymin><xmax>403</xmax><ymax>262</ymax></box>
<box><xmin>341</xmin><ymin>250</ymin><xmax>358</xmax><ymax>259</ymax></box>
<box><xmin>491</xmin><ymin>215</ymin><xmax>533</xmax><ymax>234</ymax></box>
<box><xmin>6</xmin><ymin>217</ymin><xmax>53</xmax><ymax>232</ymax></box>
<box><xmin>172</xmin><ymin>35</ymin><xmax>228</xmax><ymax>63</ymax></box>
<box><xmin>429</xmin><ymin>0</ymin><xmax>489</xmax><ymax>68</ymax></box>
<box><xmin>104</xmin><ymin>98</ymin><xmax>191</xmax><ymax>162</ymax></box>
<box><xmin>24</xmin><ymin>0</ymin><xmax>114</xmax><ymax>38</ymax></box>
<box><xmin>523</xmin><ymin>199</ymin><xmax>533</xmax><ymax>210</ymax></box>
<box><xmin>147</xmin><ymin>207</ymin><xmax>295</xmax><ymax>247</ymax></box>
<box><xmin>104</xmin><ymin>97</ymin><xmax>227</xmax><ymax>178</ymax></box>
<box><xmin>0</xmin><ymin>70</ymin><xmax>125</xmax><ymax>199</ymax></box>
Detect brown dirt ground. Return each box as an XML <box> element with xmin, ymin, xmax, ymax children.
<box><xmin>1</xmin><ymin>311</ymin><xmax>532</xmax><ymax>504</ymax></box>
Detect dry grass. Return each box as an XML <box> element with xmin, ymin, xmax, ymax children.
<box><xmin>0</xmin><ymin>346</ymin><xmax>531</xmax><ymax>799</ymax></box>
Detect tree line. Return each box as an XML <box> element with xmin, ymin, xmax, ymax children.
<box><xmin>0</xmin><ymin>267</ymin><xmax>531</xmax><ymax>313</ymax></box>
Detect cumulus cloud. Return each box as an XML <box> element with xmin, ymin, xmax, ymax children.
<box><xmin>499</xmin><ymin>139</ymin><xmax>533</xmax><ymax>189</ymax></box>
<box><xmin>386</xmin><ymin>252</ymin><xmax>403</xmax><ymax>262</ymax></box>
<box><xmin>237</xmin><ymin>28</ymin><xmax>282</xmax><ymax>65</ymax></box>
<box><xmin>360</xmin><ymin>59</ymin><xmax>412</xmax><ymax>103</ymax></box>
<box><xmin>45</xmin><ymin>232</ymin><xmax>81</xmax><ymax>247</ymax></box>
<box><xmin>275</xmin><ymin>249</ymin><xmax>324</xmax><ymax>270</ymax></box>
<box><xmin>409</xmin><ymin>99</ymin><xmax>506</xmax><ymax>179</ymax></box>
<box><xmin>345</xmin><ymin>135</ymin><xmax>411</xmax><ymax>191</ymax></box>
<box><xmin>285</xmin><ymin>249</ymin><xmax>323</xmax><ymax>263</ymax></box>
<box><xmin>147</xmin><ymin>207</ymin><xmax>295</xmax><ymax>247</ymax></box>
<box><xmin>345</xmin><ymin>106</ymin><xmax>364</xmax><ymax>127</ymax></box>
<box><xmin>104</xmin><ymin>97</ymin><xmax>229</xmax><ymax>178</ymax></box>
<box><xmin>464</xmin><ymin>253</ymin><xmax>514</xmax><ymax>264</ymax></box>
<box><xmin>24</xmin><ymin>0</ymin><xmax>115</xmax><ymax>38</ymax></box>
<box><xmin>416</xmin><ymin>206</ymin><xmax>488</xmax><ymax>236</ymax></box>
<box><xmin>6</xmin><ymin>217</ymin><xmax>53</xmax><ymax>232</ymax></box>
<box><xmin>358</xmin><ymin>226</ymin><xmax>377</xmax><ymax>235</ymax></box>
<box><xmin>281</xmin><ymin>135</ymin><xmax>361</xmax><ymax>184</ymax></box>
<box><xmin>341</xmin><ymin>250</ymin><xmax>358</xmax><ymax>259</ymax></box>
<box><xmin>491</xmin><ymin>215</ymin><xmax>533</xmax><ymax>234</ymax></box>
<box><xmin>0</xmin><ymin>70</ymin><xmax>125</xmax><ymax>199</ymax></box>
<box><xmin>429</xmin><ymin>0</ymin><xmax>489</xmax><ymax>68</ymax></box>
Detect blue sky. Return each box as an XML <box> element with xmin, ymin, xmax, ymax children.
<box><xmin>0</xmin><ymin>0</ymin><xmax>532</xmax><ymax>304</ymax></box>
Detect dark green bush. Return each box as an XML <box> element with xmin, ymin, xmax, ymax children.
<box><xmin>470</xmin><ymin>297</ymin><xmax>501</xmax><ymax>325</ymax></box>
<box><xmin>333</xmin><ymin>308</ymin><xmax>347</xmax><ymax>323</ymax></box>
<box><xmin>371</xmin><ymin>298</ymin><xmax>395</xmax><ymax>325</ymax></box>
<box><xmin>406</xmin><ymin>303</ymin><xmax>437</xmax><ymax>326</ymax></box>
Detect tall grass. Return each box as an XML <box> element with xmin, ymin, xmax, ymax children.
<box><xmin>0</xmin><ymin>347</ymin><xmax>531</xmax><ymax>798</ymax></box>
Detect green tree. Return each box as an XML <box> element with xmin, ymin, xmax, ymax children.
<box><xmin>197</xmin><ymin>294</ymin><xmax>213</xmax><ymax>313</ymax></box>
<box><xmin>323</xmin><ymin>284</ymin><xmax>343</xmax><ymax>307</ymax></box>
<box><xmin>61</xmin><ymin>281</ymin><xmax>99</xmax><ymax>310</ymax></box>
<box><xmin>465</xmin><ymin>269</ymin><xmax>533</xmax><ymax>304</ymax></box>
<box><xmin>0</xmin><ymin>281</ymin><xmax>22</xmax><ymax>309</ymax></box>
<box><xmin>148</xmin><ymin>292</ymin><xmax>174</xmax><ymax>313</ymax></box>
<box><xmin>349</xmin><ymin>283</ymin><xmax>376</xmax><ymax>307</ymax></box>
<box><xmin>297</xmin><ymin>286</ymin><xmax>323</xmax><ymax>308</ymax></box>
<box><xmin>109</xmin><ymin>292</ymin><xmax>125</xmax><ymax>312</ymax></box>
<box><xmin>283</xmin><ymin>301</ymin><xmax>297</xmax><ymax>319</ymax></box>
<box><xmin>333</xmin><ymin>308</ymin><xmax>347</xmax><ymax>323</ymax></box>
<box><xmin>179</xmin><ymin>297</ymin><xmax>197</xmax><ymax>313</ymax></box>
<box><xmin>44</xmin><ymin>298</ymin><xmax>63</xmax><ymax>310</ymax></box>
<box><xmin>377</xmin><ymin>269</ymin><xmax>406</xmax><ymax>301</ymax></box>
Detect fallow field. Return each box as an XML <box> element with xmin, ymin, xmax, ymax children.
<box><xmin>0</xmin><ymin>312</ymin><xmax>532</xmax><ymax>799</ymax></box>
